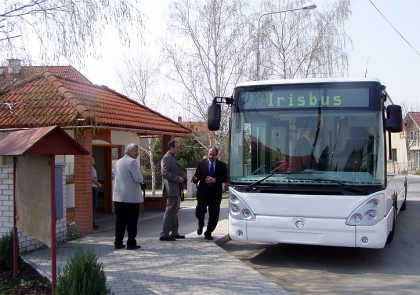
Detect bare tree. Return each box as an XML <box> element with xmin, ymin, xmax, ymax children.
<box><xmin>116</xmin><ymin>52</ymin><xmax>162</xmax><ymax>195</ymax></box>
<box><xmin>1</xmin><ymin>0</ymin><xmax>144</xmax><ymax>66</ymax></box>
<box><xmin>162</xmin><ymin>0</ymin><xmax>353</xmax><ymax>161</ymax></box>
<box><xmin>116</xmin><ymin>52</ymin><xmax>161</xmax><ymax>108</ymax></box>
<box><xmin>400</xmin><ymin>100</ymin><xmax>419</xmax><ymax>120</ymax></box>
<box><xmin>258</xmin><ymin>0</ymin><xmax>352</xmax><ymax>79</ymax></box>
<box><xmin>162</xmin><ymin>0</ymin><xmax>255</xmax><ymax>159</ymax></box>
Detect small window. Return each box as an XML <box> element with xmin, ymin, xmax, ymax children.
<box><xmin>391</xmin><ymin>148</ymin><xmax>397</xmax><ymax>161</ymax></box>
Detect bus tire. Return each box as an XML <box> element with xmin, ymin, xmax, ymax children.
<box><xmin>401</xmin><ymin>182</ymin><xmax>407</xmax><ymax>211</ymax></box>
<box><xmin>386</xmin><ymin>208</ymin><xmax>396</xmax><ymax>244</ymax></box>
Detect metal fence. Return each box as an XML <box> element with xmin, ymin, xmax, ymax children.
<box><xmin>406</xmin><ymin>161</ymin><xmax>420</xmax><ymax>173</ymax></box>
<box><xmin>142</xmin><ymin>175</ymin><xmax>162</xmax><ymax>190</ymax></box>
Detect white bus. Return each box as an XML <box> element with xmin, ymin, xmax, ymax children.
<box><xmin>209</xmin><ymin>78</ymin><xmax>407</xmax><ymax>248</ymax></box>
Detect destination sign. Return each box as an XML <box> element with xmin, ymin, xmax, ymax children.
<box><xmin>240</xmin><ymin>88</ymin><xmax>369</xmax><ymax>109</ymax></box>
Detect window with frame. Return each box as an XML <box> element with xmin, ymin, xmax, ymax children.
<box><xmin>410</xmin><ymin>131</ymin><xmax>418</xmax><ymax>146</ymax></box>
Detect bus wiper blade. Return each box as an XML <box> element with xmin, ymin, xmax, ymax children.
<box><xmin>245</xmin><ymin>173</ymin><xmax>274</xmax><ymax>192</ymax></box>
<box><xmin>245</xmin><ymin>163</ymin><xmax>289</xmax><ymax>192</ymax></box>
<box><xmin>282</xmin><ymin>177</ymin><xmax>370</xmax><ymax>194</ymax></box>
<box><xmin>313</xmin><ymin>178</ymin><xmax>370</xmax><ymax>195</ymax></box>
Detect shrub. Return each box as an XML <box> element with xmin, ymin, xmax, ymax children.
<box><xmin>55</xmin><ymin>245</ymin><xmax>113</xmax><ymax>295</ymax></box>
<box><xmin>0</xmin><ymin>229</ymin><xmax>14</xmax><ymax>270</ymax></box>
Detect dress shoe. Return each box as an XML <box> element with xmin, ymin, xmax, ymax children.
<box><xmin>204</xmin><ymin>234</ymin><xmax>213</xmax><ymax>240</ymax></box>
<box><xmin>114</xmin><ymin>244</ymin><xmax>126</xmax><ymax>250</ymax></box>
<box><xmin>197</xmin><ymin>225</ymin><xmax>203</xmax><ymax>235</ymax></box>
<box><xmin>159</xmin><ymin>236</ymin><xmax>176</xmax><ymax>241</ymax></box>
<box><xmin>171</xmin><ymin>234</ymin><xmax>185</xmax><ymax>239</ymax></box>
<box><xmin>127</xmin><ymin>245</ymin><xmax>141</xmax><ymax>250</ymax></box>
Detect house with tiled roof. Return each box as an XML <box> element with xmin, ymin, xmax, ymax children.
<box><xmin>405</xmin><ymin>112</ymin><xmax>420</xmax><ymax>171</ymax></box>
<box><xmin>0</xmin><ymin>59</ymin><xmax>191</xmax><ymax>246</ymax></box>
<box><xmin>0</xmin><ymin>59</ymin><xmax>92</xmax><ymax>88</ymax></box>
<box><xmin>177</xmin><ymin>116</ymin><xmax>216</xmax><ymax>146</ymax></box>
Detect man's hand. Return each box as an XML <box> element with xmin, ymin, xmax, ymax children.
<box><xmin>205</xmin><ymin>176</ymin><xmax>215</xmax><ymax>184</ymax></box>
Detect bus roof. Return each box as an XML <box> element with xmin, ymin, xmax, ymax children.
<box><xmin>235</xmin><ymin>77</ymin><xmax>382</xmax><ymax>87</ymax></box>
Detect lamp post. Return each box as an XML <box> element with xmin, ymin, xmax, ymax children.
<box><xmin>256</xmin><ymin>2</ymin><xmax>317</xmax><ymax>80</ymax></box>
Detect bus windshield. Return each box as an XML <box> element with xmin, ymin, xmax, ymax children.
<box><xmin>229</xmin><ymin>83</ymin><xmax>385</xmax><ymax>189</ymax></box>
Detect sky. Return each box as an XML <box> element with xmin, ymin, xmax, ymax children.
<box><xmin>81</xmin><ymin>0</ymin><xmax>420</xmax><ymax>118</ymax></box>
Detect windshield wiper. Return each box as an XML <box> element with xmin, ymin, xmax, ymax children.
<box><xmin>313</xmin><ymin>178</ymin><xmax>370</xmax><ymax>194</ymax></box>
<box><xmin>279</xmin><ymin>177</ymin><xmax>369</xmax><ymax>194</ymax></box>
<box><xmin>245</xmin><ymin>163</ymin><xmax>288</xmax><ymax>192</ymax></box>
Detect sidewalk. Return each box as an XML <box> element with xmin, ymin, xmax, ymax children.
<box><xmin>23</xmin><ymin>199</ymin><xmax>291</xmax><ymax>295</ymax></box>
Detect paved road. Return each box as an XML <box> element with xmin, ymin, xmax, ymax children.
<box><xmin>24</xmin><ymin>199</ymin><xmax>290</xmax><ymax>295</ymax></box>
<box><xmin>221</xmin><ymin>175</ymin><xmax>420</xmax><ymax>295</ymax></box>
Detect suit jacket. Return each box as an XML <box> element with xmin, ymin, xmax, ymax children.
<box><xmin>161</xmin><ymin>151</ymin><xmax>183</xmax><ymax>197</ymax></box>
<box><xmin>194</xmin><ymin>158</ymin><xmax>228</xmax><ymax>199</ymax></box>
<box><xmin>113</xmin><ymin>154</ymin><xmax>144</xmax><ymax>203</ymax></box>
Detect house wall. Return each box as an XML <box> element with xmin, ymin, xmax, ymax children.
<box><xmin>0</xmin><ymin>164</ymin><xmax>67</xmax><ymax>254</ymax></box>
<box><xmin>405</xmin><ymin>117</ymin><xmax>420</xmax><ymax>171</ymax></box>
<box><xmin>111</xmin><ymin>131</ymin><xmax>140</xmax><ymax>149</ymax></box>
<box><xmin>390</xmin><ymin>131</ymin><xmax>409</xmax><ymax>173</ymax></box>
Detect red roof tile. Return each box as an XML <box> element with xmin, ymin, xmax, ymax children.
<box><xmin>0</xmin><ymin>66</ymin><xmax>91</xmax><ymax>90</ymax></box>
<box><xmin>0</xmin><ymin>72</ymin><xmax>190</xmax><ymax>135</ymax></box>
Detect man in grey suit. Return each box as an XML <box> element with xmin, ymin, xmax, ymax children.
<box><xmin>113</xmin><ymin>143</ymin><xmax>144</xmax><ymax>250</ymax></box>
<box><xmin>160</xmin><ymin>140</ymin><xmax>186</xmax><ymax>241</ymax></box>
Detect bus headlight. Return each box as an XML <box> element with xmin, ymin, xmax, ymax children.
<box><xmin>230</xmin><ymin>195</ymin><xmax>239</xmax><ymax>204</ymax></box>
<box><xmin>242</xmin><ymin>209</ymin><xmax>252</xmax><ymax>219</ymax></box>
<box><xmin>367</xmin><ymin>210</ymin><xmax>377</xmax><ymax>220</ymax></box>
<box><xmin>346</xmin><ymin>194</ymin><xmax>385</xmax><ymax>226</ymax></box>
<box><xmin>228</xmin><ymin>188</ymin><xmax>255</xmax><ymax>221</ymax></box>
<box><xmin>353</xmin><ymin>213</ymin><xmax>363</xmax><ymax>223</ymax></box>
<box><xmin>231</xmin><ymin>204</ymin><xmax>240</xmax><ymax>215</ymax></box>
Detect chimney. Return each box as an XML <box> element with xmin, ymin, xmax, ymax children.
<box><xmin>178</xmin><ymin>116</ymin><xmax>182</xmax><ymax>122</ymax></box>
<box><xmin>8</xmin><ymin>58</ymin><xmax>22</xmax><ymax>74</ymax></box>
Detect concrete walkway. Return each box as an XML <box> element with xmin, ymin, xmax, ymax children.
<box><xmin>23</xmin><ymin>199</ymin><xmax>291</xmax><ymax>295</ymax></box>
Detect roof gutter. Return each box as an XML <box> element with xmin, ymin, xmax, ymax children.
<box><xmin>0</xmin><ymin>125</ymin><xmax>192</xmax><ymax>137</ymax></box>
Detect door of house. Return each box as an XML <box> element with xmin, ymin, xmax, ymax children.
<box><xmin>93</xmin><ymin>145</ymin><xmax>123</xmax><ymax>214</ymax></box>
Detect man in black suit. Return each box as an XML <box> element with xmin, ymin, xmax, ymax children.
<box><xmin>191</xmin><ymin>146</ymin><xmax>228</xmax><ymax>240</ymax></box>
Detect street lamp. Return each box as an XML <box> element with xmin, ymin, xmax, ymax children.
<box><xmin>256</xmin><ymin>2</ymin><xmax>317</xmax><ymax>80</ymax></box>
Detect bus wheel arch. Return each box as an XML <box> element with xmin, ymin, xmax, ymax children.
<box><xmin>386</xmin><ymin>207</ymin><xmax>396</xmax><ymax>244</ymax></box>
<box><xmin>401</xmin><ymin>179</ymin><xmax>407</xmax><ymax>211</ymax></box>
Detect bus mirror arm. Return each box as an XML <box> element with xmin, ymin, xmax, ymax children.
<box><xmin>213</xmin><ymin>96</ymin><xmax>239</xmax><ymax>111</ymax></box>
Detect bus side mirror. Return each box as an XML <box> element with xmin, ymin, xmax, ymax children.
<box><xmin>386</xmin><ymin>105</ymin><xmax>403</xmax><ymax>133</ymax></box>
<box><xmin>208</xmin><ymin>102</ymin><xmax>221</xmax><ymax>131</ymax></box>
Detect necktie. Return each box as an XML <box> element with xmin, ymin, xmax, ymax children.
<box><xmin>209</xmin><ymin>162</ymin><xmax>214</xmax><ymax>188</ymax></box>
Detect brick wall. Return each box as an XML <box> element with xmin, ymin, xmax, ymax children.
<box><xmin>74</xmin><ymin>128</ymin><xmax>93</xmax><ymax>236</ymax></box>
<box><xmin>144</xmin><ymin>196</ymin><xmax>167</xmax><ymax>211</ymax></box>
<box><xmin>0</xmin><ymin>164</ymin><xmax>67</xmax><ymax>254</ymax></box>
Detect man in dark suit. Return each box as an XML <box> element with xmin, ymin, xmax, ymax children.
<box><xmin>191</xmin><ymin>146</ymin><xmax>228</xmax><ymax>240</ymax></box>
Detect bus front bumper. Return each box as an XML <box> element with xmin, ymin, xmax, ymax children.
<box><xmin>229</xmin><ymin>214</ymin><xmax>389</xmax><ymax>248</ymax></box>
